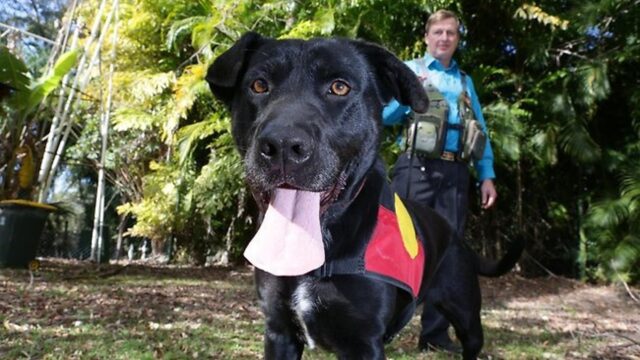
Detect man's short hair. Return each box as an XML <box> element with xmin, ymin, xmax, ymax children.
<box><xmin>425</xmin><ymin>9</ymin><xmax>460</xmax><ymax>34</ymax></box>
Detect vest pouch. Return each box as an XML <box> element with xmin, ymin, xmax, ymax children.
<box><xmin>460</xmin><ymin>119</ymin><xmax>486</xmax><ymax>161</ymax></box>
<box><xmin>407</xmin><ymin>112</ymin><xmax>446</xmax><ymax>158</ymax></box>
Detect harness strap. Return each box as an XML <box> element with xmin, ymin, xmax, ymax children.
<box><xmin>415</xmin><ymin>59</ymin><xmax>445</xmax><ymax>102</ymax></box>
<box><xmin>315</xmin><ymin>257</ymin><xmax>365</xmax><ymax>277</ymax></box>
<box><xmin>458</xmin><ymin>71</ymin><xmax>472</xmax><ymax>121</ymax></box>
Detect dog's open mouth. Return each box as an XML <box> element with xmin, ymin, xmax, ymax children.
<box><xmin>256</xmin><ymin>171</ymin><xmax>347</xmax><ymax>213</ymax></box>
<box><xmin>244</xmin><ymin>172</ymin><xmax>347</xmax><ymax>276</ymax></box>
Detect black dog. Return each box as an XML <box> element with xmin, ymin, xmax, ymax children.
<box><xmin>206</xmin><ymin>32</ymin><xmax>523</xmax><ymax>360</ymax></box>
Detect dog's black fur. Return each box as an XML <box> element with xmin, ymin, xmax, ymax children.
<box><xmin>206</xmin><ymin>32</ymin><xmax>524</xmax><ymax>360</ymax></box>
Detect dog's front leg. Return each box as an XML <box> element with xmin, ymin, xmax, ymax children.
<box><xmin>264</xmin><ymin>320</ymin><xmax>304</xmax><ymax>359</ymax></box>
<box><xmin>335</xmin><ymin>340</ymin><xmax>386</xmax><ymax>360</ymax></box>
<box><xmin>257</xmin><ymin>270</ymin><xmax>305</xmax><ymax>359</ymax></box>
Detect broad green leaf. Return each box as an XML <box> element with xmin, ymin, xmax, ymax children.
<box><xmin>25</xmin><ymin>50</ymin><xmax>79</xmax><ymax>114</ymax></box>
<box><xmin>0</xmin><ymin>46</ymin><xmax>30</xmax><ymax>109</ymax></box>
<box><xmin>0</xmin><ymin>47</ymin><xmax>29</xmax><ymax>91</ymax></box>
<box><xmin>52</xmin><ymin>50</ymin><xmax>79</xmax><ymax>77</ymax></box>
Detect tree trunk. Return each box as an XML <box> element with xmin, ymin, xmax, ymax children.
<box><xmin>115</xmin><ymin>212</ymin><xmax>128</xmax><ymax>260</ymax></box>
<box><xmin>218</xmin><ymin>186</ymin><xmax>247</xmax><ymax>266</ymax></box>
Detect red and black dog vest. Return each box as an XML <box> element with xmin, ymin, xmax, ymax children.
<box><xmin>364</xmin><ymin>193</ymin><xmax>425</xmax><ymax>297</ymax></box>
<box><xmin>315</xmin><ymin>188</ymin><xmax>426</xmax><ymax>340</ymax></box>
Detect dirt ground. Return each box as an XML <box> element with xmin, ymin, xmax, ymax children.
<box><xmin>1</xmin><ymin>259</ymin><xmax>639</xmax><ymax>359</ymax></box>
<box><xmin>479</xmin><ymin>273</ymin><xmax>640</xmax><ymax>359</ymax></box>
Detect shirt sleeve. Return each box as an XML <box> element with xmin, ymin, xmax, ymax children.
<box><xmin>382</xmin><ymin>59</ymin><xmax>417</xmax><ymax>126</ymax></box>
<box><xmin>466</xmin><ymin>76</ymin><xmax>496</xmax><ymax>181</ymax></box>
<box><xmin>382</xmin><ymin>98</ymin><xmax>411</xmax><ymax>126</ymax></box>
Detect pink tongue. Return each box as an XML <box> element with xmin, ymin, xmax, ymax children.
<box><xmin>244</xmin><ymin>188</ymin><xmax>325</xmax><ymax>276</ymax></box>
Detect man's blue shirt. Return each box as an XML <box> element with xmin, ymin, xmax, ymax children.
<box><xmin>382</xmin><ymin>53</ymin><xmax>496</xmax><ymax>181</ymax></box>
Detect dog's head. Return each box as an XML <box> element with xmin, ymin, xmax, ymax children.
<box><xmin>206</xmin><ymin>32</ymin><xmax>427</xmax><ymax>211</ymax></box>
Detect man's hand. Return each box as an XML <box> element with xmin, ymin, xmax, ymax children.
<box><xmin>480</xmin><ymin>179</ymin><xmax>497</xmax><ymax>209</ymax></box>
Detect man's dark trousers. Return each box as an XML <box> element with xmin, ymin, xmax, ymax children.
<box><xmin>391</xmin><ymin>153</ymin><xmax>470</xmax><ymax>347</ymax></box>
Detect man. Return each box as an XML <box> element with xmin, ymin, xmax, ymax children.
<box><xmin>382</xmin><ymin>9</ymin><xmax>497</xmax><ymax>352</ymax></box>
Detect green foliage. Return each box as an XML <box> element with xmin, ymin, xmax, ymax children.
<box><xmin>46</xmin><ymin>0</ymin><xmax>640</xmax><ymax>279</ymax></box>
<box><xmin>192</xmin><ymin>151</ymin><xmax>244</xmax><ymax>219</ymax></box>
<box><xmin>0</xmin><ymin>46</ymin><xmax>76</xmax><ymax>200</ymax></box>
<box><xmin>0</xmin><ymin>47</ymin><xmax>30</xmax><ymax>129</ymax></box>
<box><xmin>0</xmin><ymin>47</ymin><xmax>30</xmax><ymax>92</ymax></box>
<box><xmin>117</xmin><ymin>161</ymin><xmax>181</xmax><ymax>242</ymax></box>
<box><xmin>25</xmin><ymin>50</ymin><xmax>79</xmax><ymax>116</ymax></box>
<box><xmin>514</xmin><ymin>4</ymin><xmax>569</xmax><ymax>30</ymax></box>
<box><xmin>282</xmin><ymin>8</ymin><xmax>335</xmax><ymax>38</ymax></box>
<box><xmin>1</xmin><ymin>261</ymin><xmax>634</xmax><ymax>359</ymax></box>
<box><xmin>583</xmin><ymin>157</ymin><xmax>640</xmax><ymax>282</ymax></box>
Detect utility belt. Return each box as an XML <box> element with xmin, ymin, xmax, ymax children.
<box><xmin>412</xmin><ymin>149</ymin><xmax>459</xmax><ymax>162</ymax></box>
<box><xmin>406</xmin><ymin>115</ymin><xmax>486</xmax><ymax>162</ymax></box>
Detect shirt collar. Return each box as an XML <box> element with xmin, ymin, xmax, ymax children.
<box><xmin>423</xmin><ymin>53</ymin><xmax>458</xmax><ymax>72</ymax></box>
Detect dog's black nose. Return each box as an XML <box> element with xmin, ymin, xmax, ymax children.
<box><xmin>257</xmin><ymin>126</ymin><xmax>313</xmax><ymax>167</ymax></box>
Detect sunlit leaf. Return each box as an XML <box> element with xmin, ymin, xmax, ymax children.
<box><xmin>26</xmin><ymin>49</ymin><xmax>79</xmax><ymax>114</ymax></box>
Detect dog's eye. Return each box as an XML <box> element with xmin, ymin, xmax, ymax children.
<box><xmin>329</xmin><ymin>80</ymin><xmax>351</xmax><ymax>96</ymax></box>
<box><xmin>250</xmin><ymin>79</ymin><xmax>269</xmax><ymax>94</ymax></box>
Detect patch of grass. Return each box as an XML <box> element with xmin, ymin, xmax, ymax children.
<box><xmin>1</xmin><ymin>307</ymin><xmax>264</xmax><ymax>359</ymax></box>
<box><xmin>1</xmin><ymin>261</ymin><xmax>637</xmax><ymax>359</ymax></box>
<box><xmin>0</xmin><ymin>262</ymin><xmax>260</xmax><ymax>359</ymax></box>
<box><xmin>483</xmin><ymin>326</ymin><xmax>604</xmax><ymax>359</ymax></box>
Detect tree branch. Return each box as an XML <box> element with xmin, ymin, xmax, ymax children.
<box><xmin>0</xmin><ymin>22</ymin><xmax>55</xmax><ymax>45</ymax></box>
<box><xmin>616</xmin><ymin>272</ymin><xmax>640</xmax><ymax>303</ymax></box>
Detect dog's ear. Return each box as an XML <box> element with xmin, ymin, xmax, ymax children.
<box><xmin>206</xmin><ymin>32</ymin><xmax>267</xmax><ymax>107</ymax></box>
<box><xmin>352</xmin><ymin>41</ymin><xmax>428</xmax><ymax>113</ymax></box>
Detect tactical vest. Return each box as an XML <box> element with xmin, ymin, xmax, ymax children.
<box><xmin>406</xmin><ymin>59</ymin><xmax>486</xmax><ymax>161</ymax></box>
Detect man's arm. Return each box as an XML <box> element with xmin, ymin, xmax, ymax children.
<box><xmin>382</xmin><ymin>98</ymin><xmax>411</xmax><ymax>126</ymax></box>
<box><xmin>466</xmin><ymin>76</ymin><xmax>495</xmax><ymax>182</ymax></box>
<box><xmin>466</xmin><ymin>76</ymin><xmax>497</xmax><ymax>209</ymax></box>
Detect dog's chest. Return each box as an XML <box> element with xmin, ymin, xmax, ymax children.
<box><xmin>291</xmin><ymin>280</ymin><xmax>319</xmax><ymax>348</ymax></box>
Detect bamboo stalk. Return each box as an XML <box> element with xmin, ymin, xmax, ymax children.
<box><xmin>43</xmin><ymin>0</ymin><xmax>80</xmax><ymax>76</ymax></box>
<box><xmin>36</xmin><ymin>0</ymin><xmax>80</xmax><ymax>144</ymax></box>
<box><xmin>0</xmin><ymin>22</ymin><xmax>56</xmax><ymax>45</ymax></box>
<box><xmin>37</xmin><ymin>19</ymin><xmax>82</xmax><ymax>201</ymax></box>
<box><xmin>91</xmin><ymin>0</ymin><xmax>119</xmax><ymax>262</ymax></box>
<box><xmin>46</xmin><ymin>2</ymin><xmax>116</xmax><ymax>200</ymax></box>
<box><xmin>37</xmin><ymin>0</ymin><xmax>109</xmax><ymax>201</ymax></box>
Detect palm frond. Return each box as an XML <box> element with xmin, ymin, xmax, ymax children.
<box><xmin>559</xmin><ymin>118</ymin><xmax>601</xmax><ymax>163</ymax></box>
<box><xmin>176</xmin><ymin>117</ymin><xmax>218</xmax><ymax>166</ymax></box>
<box><xmin>530</xmin><ymin>125</ymin><xmax>559</xmax><ymax>166</ymax></box>
<box><xmin>130</xmin><ymin>71</ymin><xmax>175</xmax><ymax>103</ymax></box>
<box><xmin>620</xmin><ymin>159</ymin><xmax>640</xmax><ymax>203</ymax></box>
<box><xmin>586</xmin><ymin>197</ymin><xmax>631</xmax><ymax>228</ymax></box>
<box><xmin>112</xmin><ymin>108</ymin><xmax>162</xmax><ymax>131</ymax></box>
<box><xmin>576</xmin><ymin>63</ymin><xmax>610</xmax><ymax>107</ymax></box>
<box><xmin>609</xmin><ymin>233</ymin><xmax>640</xmax><ymax>272</ymax></box>
<box><xmin>166</xmin><ymin>16</ymin><xmax>209</xmax><ymax>52</ymax></box>
<box><xmin>483</xmin><ymin>100</ymin><xmax>528</xmax><ymax>161</ymax></box>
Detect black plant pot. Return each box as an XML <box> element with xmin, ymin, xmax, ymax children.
<box><xmin>0</xmin><ymin>200</ymin><xmax>56</xmax><ymax>268</ymax></box>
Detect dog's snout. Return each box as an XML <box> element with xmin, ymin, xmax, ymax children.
<box><xmin>258</xmin><ymin>126</ymin><xmax>314</xmax><ymax>166</ymax></box>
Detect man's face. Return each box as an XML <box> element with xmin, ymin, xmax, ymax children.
<box><xmin>424</xmin><ymin>17</ymin><xmax>459</xmax><ymax>65</ymax></box>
